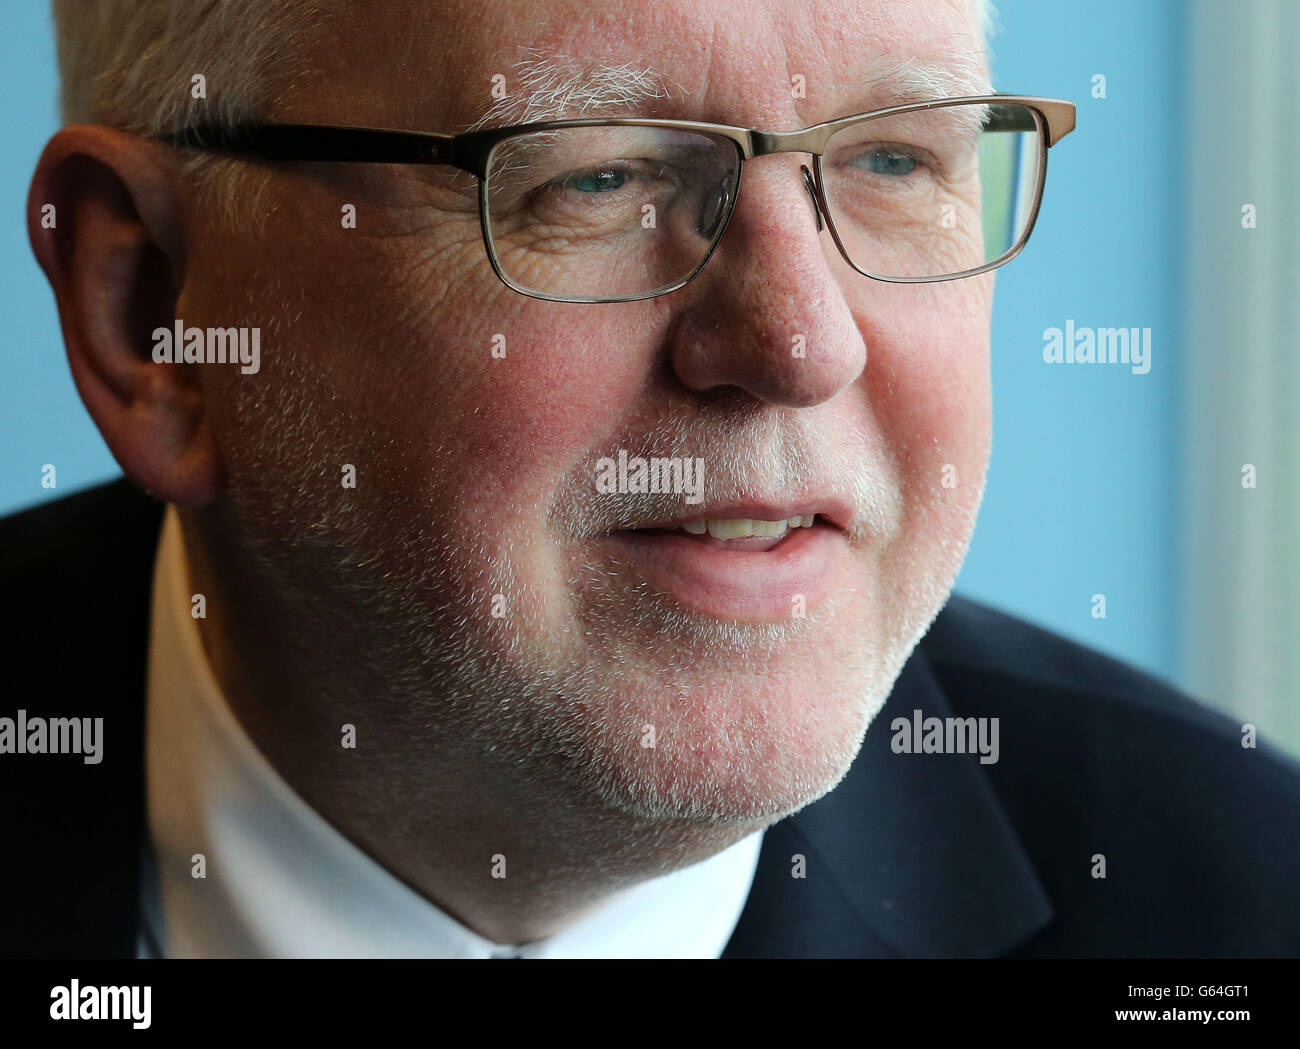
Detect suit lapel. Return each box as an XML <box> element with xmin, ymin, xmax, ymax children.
<box><xmin>0</xmin><ymin>480</ymin><xmax>163</xmax><ymax>957</ymax></box>
<box><xmin>724</xmin><ymin>640</ymin><xmax>1054</xmax><ymax>957</ymax></box>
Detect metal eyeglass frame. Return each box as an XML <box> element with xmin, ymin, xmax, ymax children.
<box><xmin>163</xmin><ymin>93</ymin><xmax>1076</xmax><ymax>304</ymax></box>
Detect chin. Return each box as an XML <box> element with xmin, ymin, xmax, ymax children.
<box><xmin>572</xmin><ymin>668</ymin><xmax>889</xmax><ymax>825</ymax></box>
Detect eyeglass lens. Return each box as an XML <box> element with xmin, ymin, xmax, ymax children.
<box><xmin>481</xmin><ymin>101</ymin><xmax>1043</xmax><ymax>301</ymax></box>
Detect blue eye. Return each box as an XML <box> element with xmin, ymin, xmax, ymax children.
<box><xmin>860</xmin><ymin>150</ymin><xmax>918</xmax><ymax>176</ymax></box>
<box><xmin>569</xmin><ymin>168</ymin><xmax>629</xmax><ymax>193</ymax></box>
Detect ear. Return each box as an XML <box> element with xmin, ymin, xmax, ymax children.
<box><xmin>28</xmin><ymin>125</ymin><xmax>225</xmax><ymax>505</ymax></box>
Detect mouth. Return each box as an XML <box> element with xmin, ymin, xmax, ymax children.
<box><xmin>628</xmin><ymin>513</ymin><xmax>826</xmax><ymax>552</ymax></box>
<box><xmin>618</xmin><ymin>499</ymin><xmax>851</xmax><ymax>545</ymax></box>
<box><xmin>600</xmin><ymin>502</ymin><xmax>853</xmax><ymax>621</ymax></box>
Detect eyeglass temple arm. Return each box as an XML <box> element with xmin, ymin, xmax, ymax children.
<box><xmin>982</xmin><ymin>99</ymin><xmax>1075</xmax><ymax>146</ymax></box>
<box><xmin>1028</xmin><ymin>99</ymin><xmax>1076</xmax><ymax>146</ymax></box>
<box><xmin>162</xmin><ymin>123</ymin><xmax>461</xmax><ymax>167</ymax></box>
<box><xmin>162</xmin><ymin>97</ymin><xmax>1076</xmax><ymax>171</ymax></box>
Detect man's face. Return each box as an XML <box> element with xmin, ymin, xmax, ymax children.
<box><xmin>183</xmin><ymin>0</ymin><xmax>992</xmax><ymax>824</ymax></box>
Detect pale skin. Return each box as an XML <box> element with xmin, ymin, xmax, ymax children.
<box><xmin>30</xmin><ymin>0</ymin><xmax>993</xmax><ymax>945</ymax></box>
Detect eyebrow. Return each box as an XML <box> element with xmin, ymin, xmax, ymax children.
<box><xmin>461</xmin><ymin>48</ymin><xmax>676</xmax><ymax>132</ymax></box>
<box><xmin>857</xmin><ymin>53</ymin><xmax>993</xmax><ymax>105</ymax></box>
<box><xmin>461</xmin><ymin>46</ymin><xmax>993</xmax><ymax>133</ymax></box>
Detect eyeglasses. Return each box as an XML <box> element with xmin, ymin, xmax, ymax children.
<box><xmin>164</xmin><ymin>94</ymin><xmax>1075</xmax><ymax>304</ymax></box>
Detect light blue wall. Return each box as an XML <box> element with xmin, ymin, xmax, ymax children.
<box><xmin>2</xmin><ymin>2</ymin><xmax>1184</xmax><ymax>686</ymax></box>
<box><xmin>955</xmin><ymin>0</ymin><xmax>1185</xmax><ymax>685</ymax></box>
<box><xmin>1</xmin><ymin>5</ymin><xmax>121</xmax><ymax>513</ymax></box>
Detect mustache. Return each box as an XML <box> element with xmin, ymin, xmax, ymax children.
<box><xmin>550</xmin><ymin>404</ymin><xmax>903</xmax><ymax>540</ymax></box>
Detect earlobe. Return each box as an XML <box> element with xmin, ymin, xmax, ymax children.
<box><xmin>27</xmin><ymin>125</ymin><xmax>225</xmax><ymax>506</ymax></box>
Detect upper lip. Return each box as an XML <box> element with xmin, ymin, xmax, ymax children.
<box><xmin>618</xmin><ymin>497</ymin><xmax>853</xmax><ymax>533</ymax></box>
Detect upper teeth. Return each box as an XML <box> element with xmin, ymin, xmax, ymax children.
<box><xmin>679</xmin><ymin>515</ymin><xmax>816</xmax><ymax>539</ymax></box>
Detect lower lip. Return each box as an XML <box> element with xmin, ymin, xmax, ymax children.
<box><xmin>600</xmin><ymin>524</ymin><xmax>847</xmax><ymax>621</ymax></box>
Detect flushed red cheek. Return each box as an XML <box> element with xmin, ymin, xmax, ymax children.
<box><xmin>855</xmin><ymin>340</ymin><xmax>989</xmax><ymax>528</ymax></box>
<box><xmin>414</xmin><ymin>311</ymin><xmax>659</xmax><ymax>472</ymax></box>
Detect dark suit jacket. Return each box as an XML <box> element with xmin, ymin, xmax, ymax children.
<box><xmin>3</xmin><ymin>479</ymin><xmax>1298</xmax><ymax>958</ymax></box>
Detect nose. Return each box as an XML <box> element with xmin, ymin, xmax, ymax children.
<box><xmin>667</xmin><ymin>156</ymin><xmax>866</xmax><ymax>409</ymax></box>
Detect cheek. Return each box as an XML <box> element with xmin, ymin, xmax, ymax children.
<box><xmin>855</xmin><ymin>277</ymin><xmax>992</xmax><ymax>524</ymax></box>
<box><xmin>355</xmin><ymin>298</ymin><xmax>664</xmax><ymax>531</ymax></box>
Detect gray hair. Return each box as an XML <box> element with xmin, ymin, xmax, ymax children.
<box><xmin>53</xmin><ymin>0</ymin><xmax>331</xmax><ymax>222</ymax></box>
<box><xmin>52</xmin><ymin>0</ymin><xmax>327</xmax><ymax>134</ymax></box>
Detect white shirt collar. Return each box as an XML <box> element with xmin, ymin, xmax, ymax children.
<box><xmin>140</xmin><ymin>505</ymin><xmax>763</xmax><ymax>958</ymax></box>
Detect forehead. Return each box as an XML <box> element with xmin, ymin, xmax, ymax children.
<box><xmin>301</xmin><ymin>0</ymin><xmax>987</xmax><ymax>131</ymax></box>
